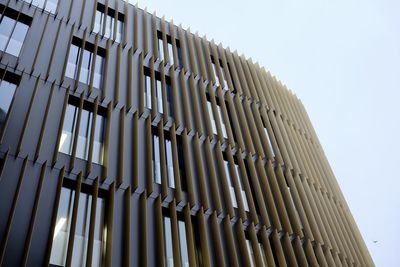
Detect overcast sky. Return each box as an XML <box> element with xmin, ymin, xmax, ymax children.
<box><xmin>132</xmin><ymin>0</ymin><xmax>400</xmax><ymax>265</ymax></box>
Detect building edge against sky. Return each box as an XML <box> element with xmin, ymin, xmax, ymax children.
<box><xmin>0</xmin><ymin>0</ymin><xmax>374</xmax><ymax>266</ymax></box>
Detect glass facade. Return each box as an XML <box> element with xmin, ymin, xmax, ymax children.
<box><xmin>58</xmin><ymin>101</ymin><xmax>105</xmax><ymax>165</ymax></box>
<box><xmin>0</xmin><ymin>79</ymin><xmax>17</xmax><ymax>135</ymax></box>
<box><xmin>0</xmin><ymin>15</ymin><xmax>29</xmax><ymax>56</ymax></box>
<box><xmin>157</xmin><ymin>32</ymin><xmax>182</xmax><ymax>67</ymax></box>
<box><xmin>65</xmin><ymin>40</ymin><xmax>105</xmax><ymax>89</ymax></box>
<box><xmin>22</xmin><ymin>0</ymin><xmax>58</xmax><ymax>13</ymax></box>
<box><xmin>49</xmin><ymin>185</ymin><xmax>106</xmax><ymax>267</ymax></box>
<box><xmin>93</xmin><ymin>4</ymin><xmax>124</xmax><ymax>43</ymax></box>
<box><xmin>163</xmin><ymin>215</ymin><xmax>189</xmax><ymax>267</ymax></box>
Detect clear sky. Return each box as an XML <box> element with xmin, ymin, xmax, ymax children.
<box><xmin>131</xmin><ymin>0</ymin><xmax>400</xmax><ymax>265</ymax></box>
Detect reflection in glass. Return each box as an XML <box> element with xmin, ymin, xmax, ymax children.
<box><xmin>234</xmin><ymin>164</ymin><xmax>249</xmax><ymax>211</ymax></box>
<box><xmin>216</xmin><ymin>105</ymin><xmax>228</xmax><ymax>138</ymax></box>
<box><xmin>246</xmin><ymin>239</ymin><xmax>255</xmax><ymax>267</ymax></box>
<box><xmin>163</xmin><ymin>216</ymin><xmax>174</xmax><ymax>267</ymax></box>
<box><xmin>178</xmin><ymin>220</ymin><xmax>189</xmax><ymax>267</ymax></box>
<box><xmin>59</xmin><ymin>104</ymin><xmax>78</xmax><ymax>155</ymax></box>
<box><xmin>145</xmin><ymin>75</ymin><xmax>152</xmax><ymax>109</ymax></box>
<box><xmin>0</xmin><ymin>16</ymin><xmax>29</xmax><ymax>56</ymax></box>
<box><xmin>93</xmin><ymin>8</ymin><xmax>123</xmax><ymax>43</ymax></box>
<box><xmin>50</xmin><ymin>186</ymin><xmax>106</xmax><ymax>267</ymax></box>
<box><xmin>224</xmin><ymin>159</ymin><xmax>238</xmax><ymax>208</ymax></box>
<box><xmin>165</xmin><ymin>139</ymin><xmax>175</xmax><ymax>188</ymax></box>
<box><xmin>156</xmin><ymin>80</ymin><xmax>163</xmax><ymax>114</ymax></box>
<box><xmin>153</xmin><ymin>135</ymin><xmax>161</xmax><ymax>184</ymax></box>
<box><xmin>207</xmin><ymin>101</ymin><xmax>217</xmax><ymax>135</ymax></box>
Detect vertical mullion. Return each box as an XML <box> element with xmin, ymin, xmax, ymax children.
<box><xmin>139</xmin><ymin>191</ymin><xmax>148</xmax><ymax>266</ymax></box>
<box><xmin>150</xmin><ymin>57</ymin><xmax>157</xmax><ymax>119</ymax></box>
<box><xmin>160</xmin><ymin>65</ymin><xmax>169</xmax><ymax>120</ymax></box>
<box><xmin>145</xmin><ymin>117</ymin><xmax>153</xmax><ymax>195</ymax></box>
<box><xmin>65</xmin><ymin>173</ymin><xmax>82</xmax><ymax>267</ymax></box>
<box><xmin>193</xmin><ymin>133</ymin><xmax>210</xmax><ymax>210</ymax></box>
<box><xmin>160</xmin><ymin>17</ymin><xmax>168</xmax><ymax>65</ymax></box>
<box><xmin>170</xmin><ymin>200</ymin><xmax>182</xmax><ymax>267</ymax></box>
<box><xmin>154</xmin><ymin>196</ymin><xmax>165</xmax><ymax>267</ymax></box>
<box><xmin>52</xmin><ymin>90</ymin><xmax>69</xmax><ymax>165</ymax></box>
<box><xmin>185</xmin><ymin>28</ymin><xmax>198</xmax><ymax>76</ymax></box>
<box><xmin>101</xmin><ymin>39</ymin><xmax>111</xmax><ymax>101</ymax></box>
<box><xmin>248</xmin><ymin>223</ymin><xmax>264</xmax><ymax>267</ymax></box>
<box><xmin>143</xmin><ymin>8</ymin><xmax>148</xmax><ymax>56</ymax></box>
<box><xmin>233</xmin><ymin>94</ymin><xmax>255</xmax><ymax>153</ymax></box>
<box><xmin>271</xmin><ymin>230</ymin><xmax>288</xmax><ymax>267</ymax></box>
<box><xmin>242</xmin><ymin>98</ymin><xmax>264</xmax><ymax>157</ymax></box>
<box><xmin>216</xmin><ymin>88</ymin><xmax>235</xmax><ymax>146</ymax></box>
<box><xmin>169</xmin><ymin>20</ymin><xmax>179</xmax><ymax>69</ymax></box>
<box><xmin>127</xmin><ymin>47</ymin><xmax>132</xmax><ymax>110</ymax></box>
<box><xmin>259</xmin><ymin>226</ymin><xmax>277</xmax><ymax>267</ymax></box>
<box><xmin>74</xmin><ymin>31</ymin><xmax>87</xmax><ymax>92</ymax></box>
<box><xmin>101</xmin><ymin>102</ymin><xmax>112</xmax><ymax>181</ymax></box>
<box><xmin>85</xmin><ymin>178</ymin><xmax>99</xmax><ymax>267</ymax></box>
<box><xmin>189</xmin><ymin>75</ymin><xmax>203</xmax><ymax>135</ymax></box>
<box><xmin>183</xmin><ymin>205</ymin><xmax>197</xmax><ymax>267</ymax></box>
<box><xmin>112</xmin><ymin>1</ymin><xmax>118</xmax><ymax>42</ymax></box>
<box><xmin>169</xmin><ymin>67</ymin><xmax>180</xmax><ymax>127</ymax></box>
<box><xmin>177</xmin><ymin>25</ymin><xmax>189</xmax><ymax>72</ymax></box>
<box><xmin>158</xmin><ymin>120</ymin><xmax>168</xmax><ymax>199</ymax></box>
<box><xmin>210</xmin><ymin>212</ymin><xmax>226</xmax><ymax>266</ymax></box>
<box><xmin>204</xmin><ymin>137</ymin><xmax>222</xmax><ymax>214</ymax></box>
<box><xmin>133</xmin><ymin>4</ymin><xmax>138</xmax><ymax>52</ymax></box>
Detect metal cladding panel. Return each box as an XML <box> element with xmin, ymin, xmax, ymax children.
<box><xmin>0</xmin><ymin>0</ymin><xmax>373</xmax><ymax>266</ymax></box>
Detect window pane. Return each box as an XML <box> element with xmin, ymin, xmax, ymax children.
<box><xmin>178</xmin><ymin>221</ymin><xmax>189</xmax><ymax>267</ymax></box>
<box><xmin>92</xmin><ymin>114</ymin><xmax>104</xmax><ymax>165</ymax></box>
<box><xmin>224</xmin><ymin>160</ymin><xmax>237</xmax><ymax>208</ymax></box>
<box><xmin>59</xmin><ymin>104</ymin><xmax>78</xmax><ymax>155</ymax></box>
<box><xmin>0</xmin><ymin>80</ymin><xmax>17</xmax><ymax>114</ymax></box>
<box><xmin>145</xmin><ymin>75</ymin><xmax>152</xmax><ymax>109</ymax></box>
<box><xmin>66</xmin><ymin>45</ymin><xmax>80</xmax><ymax>79</ymax></box>
<box><xmin>71</xmin><ymin>193</ymin><xmax>92</xmax><ymax>267</ymax></box>
<box><xmin>207</xmin><ymin>101</ymin><xmax>217</xmax><ymax>135</ymax></box>
<box><xmin>45</xmin><ymin>0</ymin><xmax>58</xmax><ymax>13</ymax></box>
<box><xmin>153</xmin><ymin>135</ymin><xmax>161</xmax><ymax>184</ymax></box>
<box><xmin>93</xmin><ymin>11</ymin><xmax>102</xmax><ymax>34</ymax></box>
<box><xmin>93</xmin><ymin>198</ymin><xmax>105</xmax><ymax>266</ymax></box>
<box><xmin>211</xmin><ymin>62</ymin><xmax>220</xmax><ymax>86</ymax></box>
<box><xmin>49</xmin><ymin>187</ymin><xmax>75</xmax><ymax>266</ymax></box>
<box><xmin>93</xmin><ymin>55</ymin><xmax>104</xmax><ymax>89</ymax></box>
<box><xmin>234</xmin><ymin>164</ymin><xmax>249</xmax><ymax>211</ymax></box>
<box><xmin>0</xmin><ymin>17</ymin><xmax>15</xmax><ymax>51</ymax></box>
<box><xmin>165</xmin><ymin>139</ymin><xmax>174</xmax><ymax>188</ymax></box>
<box><xmin>163</xmin><ymin>217</ymin><xmax>174</xmax><ymax>267</ymax></box>
<box><xmin>158</xmin><ymin>38</ymin><xmax>164</xmax><ymax>61</ymax></box>
<box><xmin>216</xmin><ymin>105</ymin><xmax>227</xmax><ymax>138</ymax></box>
<box><xmin>7</xmin><ymin>22</ymin><xmax>29</xmax><ymax>56</ymax></box>
<box><xmin>167</xmin><ymin>42</ymin><xmax>174</xmax><ymax>65</ymax></box>
<box><xmin>76</xmin><ymin>109</ymin><xmax>92</xmax><ymax>160</ymax></box>
<box><xmin>156</xmin><ymin>80</ymin><xmax>163</xmax><ymax>114</ymax></box>
<box><xmin>246</xmin><ymin>240</ymin><xmax>255</xmax><ymax>267</ymax></box>
<box><xmin>104</xmin><ymin>15</ymin><xmax>112</xmax><ymax>38</ymax></box>
<box><xmin>166</xmin><ymin>83</ymin><xmax>173</xmax><ymax>117</ymax></box>
<box><xmin>79</xmin><ymin>50</ymin><xmax>92</xmax><ymax>85</ymax></box>
<box><xmin>116</xmin><ymin>20</ymin><xmax>123</xmax><ymax>43</ymax></box>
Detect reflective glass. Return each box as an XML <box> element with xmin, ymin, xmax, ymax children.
<box><xmin>93</xmin><ymin>11</ymin><xmax>102</xmax><ymax>34</ymax></box>
<box><xmin>153</xmin><ymin>135</ymin><xmax>161</xmax><ymax>184</ymax></box>
<box><xmin>0</xmin><ymin>80</ymin><xmax>17</xmax><ymax>115</ymax></box>
<box><xmin>93</xmin><ymin>54</ymin><xmax>104</xmax><ymax>88</ymax></box>
<box><xmin>163</xmin><ymin>217</ymin><xmax>174</xmax><ymax>267</ymax></box>
<box><xmin>0</xmin><ymin>17</ymin><xmax>14</xmax><ymax>51</ymax></box>
<box><xmin>216</xmin><ymin>105</ymin><xmax>227</xmax><ymax>138</ymax></box>
<box><xmin>116</xmin><ymin>20</ymin><xmax>123</xmax><ymax>43</ymax></box>
<box><xmin>165</xmin><ymin>139</ymin><xmax>174</xmax><ymax>188</ymax></box>
<box><xmin>167</xmin><ymin>43</ymin><xmax>174</xmax><ymax>65</ymax></box>
<box><xmin>178</xmin><ymin>220</ymin><xmax>189</xmax><ymax>267</ymax></box>
<box><xmin>166</xmin><ymin>83</ymin><xmax>173</xmax><ymax>117</ymax></box>
<box><xmin>93</xmin><ymin>198</ymin><xmax>105</xmax><ymax>266</ymax></box>
<box><xmin>156</xmin><ymin>80</ymin><xmax>163</xmax><ymax>114</ymax></box>
<box><xmin>207</xmin><ymin>101</ymin><xmax>217</xmax><ymax>135</ymax></box>
<box><xmin>234</xmin><ymin>164</ymin><xmax>249</xmax><ymax>211</ymax></box>
<box><xmin>66</xmin><ymin>44</ymin><xmax>80</xmax><ymax>79</ymax></box>
<box><xmin>224</xmin><ymin>160</ymin><xmax>237</xmax><ymax>208</ymax></box>
<box><xmin>92</xmin><ymin>114</ymin><xmax>104</xmax><ymax>165</ymax></box>
<box><xmin>211</xmin><ymin>62</ymin><xmax>220</xmax><ymax>86</ymax></box>
<box><xmin>145</xmin><ymin>75</ymin><xmax>152</xmax><ymax>109</ymax></box>
<box><xmin>76</xmin><ymin>109</ymin><xmax>92</xmax><ymax>160</ymax></box>
<box><xmin>79</xmin><ymin>50</ymin><xmax>92</xmax><ymax>85</ymax></box>
<box><xmin>49</xmin><ymin>187</ymin><xmax>75</xmax><ymax>266</ymax></box>
<box><xmin>7</xmin><ymin>22</ymin><xmax>28</xmax><ymax>56</ymax></box>
<box><xmin>59</xmin><ymin>104</ymin><xmax>78</xmax><ymax>155</ymax></box>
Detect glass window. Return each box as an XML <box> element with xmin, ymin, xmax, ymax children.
<box><xmin>65</xmin><ymin>39</ymin><xmax>105</xmax><ymax>89</ymax></box>
<box><xmin>93</xmin><ymin>4</ymin><xmax>124</xmax><ymax>43</ymax></box>
<box><xmin>211</xmin><ymin>61</ymin><xmax>220</xmax><ymax>86</ymax></box>
<box><xmin>0</xmin><ymin>78</ymin><xmax>17</xmax><ymax>136</ymax></box>
<box><xmin>223</xmin><ymin>159</ymin><xmax>237</xmax><ymax>208</ymax></box>
<box><xmin>49</xmin><ymin>185</ymin><xmax>106</xmax><ymax>267</ymax></box>
<box><xmin>22</xmin><ymin>0</ymin><xmax>58</xmax><ymax>13</ymax></box>
<box><xmin>233</xmin><ymin>163</ymin><xmax>249</xmax><ymax>211</ymax></box>
<box><xmin>152</xmin><ymin>134</ymin><xmax>161</xmax><ymax>184</ymax></box>
<box><xmin>0</xmin><ymin>15</ymin><xmax>29</xmax><ymax>57</ymax></box>
<box><xmin>216</xmin><ymin>104</ymin><xmax>228</xmax><ymax>139</ymax></box>
<box><xmin>156</xmin><ymin>80</ymin><xmax>163</xmax><ymax>114</ymax></box>
<box><xmin>144</xmin><ymin>74</ymin><xmax>152</xmax><ymax>109</ymax></box>
<box><xmin>207</xmin><ymin>101</ymin><xmax>217</xmax><ymax>135</ymax></box>
<box><xmin>246</xmin><ymin>239</ymin><xmax>256</xmax><ymax>267</ymax></box>
<box><xmin>163</xmin><ymin>216</ymin><xmax>174</xmax><ymax>267</ymax></box>
<box><xmin>178</xmin><ymin>220</ymin><xmax>189</xmax><ymax>267</ymax></box>
<box><xmin>177</xmin><ymin>139</ymin><xmax>187</xmax><ymax>191</ymax></box>
<box><xmin>166</xmin><ymin>83</ymin><xmax>174</xmax><ymax>117</ymax></box>
<box><xmin>157</xmin><ymin>32</ymin><xmax>182</xmax><ymax>67</ymax></box>
<box><xmin>165</xmin><ymin>138</ymin><xmax>175</xmax><ymax>188</ymax></box>
<box><xmin>58</xmin><ymin>100</ymin><xmax>105</xmax><ymax>165</ymax></box>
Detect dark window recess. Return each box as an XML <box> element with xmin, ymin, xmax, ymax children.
<box><xmin>191</xmin><ymin>215</ymin><xmax>203</xmax><ymax>266</ymax></box>
<box><xmin>0</xmin><ymin>155</ymin><xmax>5</xmax><ymax>176</ymax></box>
<box><xmin>177</xmin><ymin>136</ymin><xmax>187</xmax><ymax>192</ymax></box>
<box><xmin>157</xmin><ymin>30</ymin><xmax>183</xmax><ymax>67</ymax></box>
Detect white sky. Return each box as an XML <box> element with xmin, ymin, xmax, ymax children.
<box><xmin>132</xmin><ymin>0</ymin><xmax>400</xmax><ymax>265</ymax></box>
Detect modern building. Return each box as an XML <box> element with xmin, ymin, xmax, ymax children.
<box><xmin>0</xmin><ymin>0</ymin><xmax>374</xmax><ymax>266</ymax></box>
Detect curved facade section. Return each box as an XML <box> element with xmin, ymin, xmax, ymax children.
<box><xmin>0</xmin><ymin>0</ymin><xmax>373</xmax><ymax>266</ymax></box>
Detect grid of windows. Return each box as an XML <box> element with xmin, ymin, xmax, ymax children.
<box><xmin>0</xmin><ymin>70</ymin><xmax>19</xmax><ymax>136</ymax></box>
<box><xmin>22</xmin><ymin>0</ymin><xmax>58</xmax><ymax>13</ymax></box>
<box><xmin>93</xmin><ymin>3</ymin><xmax>124</xmax><ymax>43</ymax></box>
<box><xmin>65</xmin><ymin>37</ymin><xmax>105</xmax><ymax>89</ymax></box>
<box><xmin>49</xmin><ymin>181</ymin><xmax>106</xmax><ymax>267</ymax></box>
<box><xmin>0</xmin><ymin>8</ymin><xmax>31</xmax><ymax>57</ymax></box>
<box><xmin>58</xmin><ymin>97</ymin><xmax>105</xmax><ymax>165</ymax></box>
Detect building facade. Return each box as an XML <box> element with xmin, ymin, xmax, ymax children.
<box><xmin>0</xmin><ymin>0</ymin><xmax>373</xmax><ymax>266</ymax></box>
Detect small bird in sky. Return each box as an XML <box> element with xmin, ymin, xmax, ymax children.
<box><xmin>373</xmin><ymin>240</ymin><xmax>378</xmax><ymax>243</ymax></box>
